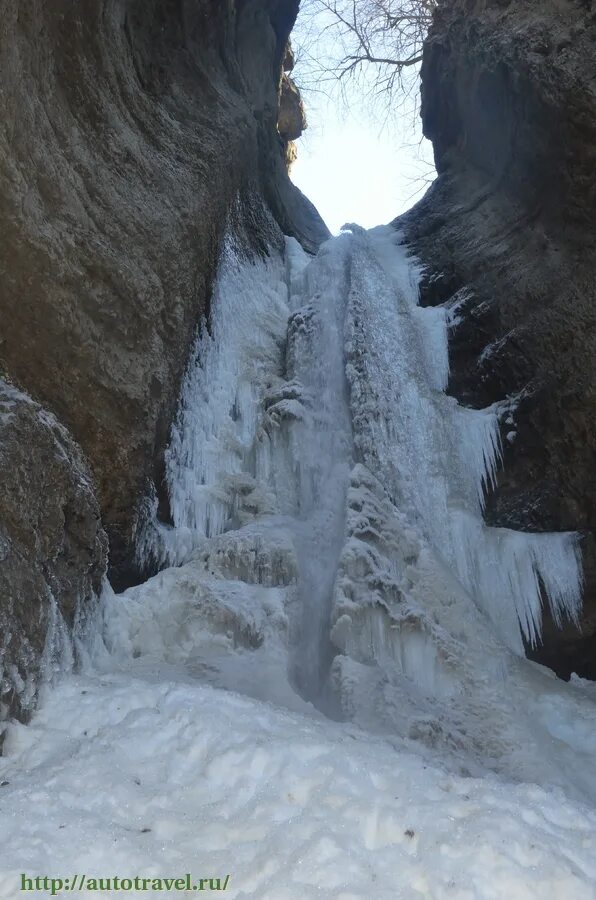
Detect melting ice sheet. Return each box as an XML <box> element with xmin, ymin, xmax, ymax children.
<box><xmin>1</xmin><ymin>223</ymin><xmax>595</xmax><ymax>899</ymax></box>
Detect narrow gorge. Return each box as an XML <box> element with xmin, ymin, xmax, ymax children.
<box><xmin>1</xmin><ymin>1</ymin><xmax>595</xmax><ymax>896</ymax></box>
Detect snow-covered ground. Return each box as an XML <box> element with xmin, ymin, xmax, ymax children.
<box><xmin>2</xmin><ymin>672</ymin><xmax>596</xmax><ymax>899</ymax></box>
<box><xmin>2</xmin><ymin>220</ymin><xmax>596</xmax><ymax>898</ymax></box>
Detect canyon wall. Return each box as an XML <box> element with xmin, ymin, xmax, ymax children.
<box><xmin>398</xmin><ymin>0</ymin><xmax>596</xmax><ymax>677</ymax></box>
<box><xmin>3</xmin><ymin>0</ymin><xmax>594</xmax><ymax>725</ymax></box>
<box><xmin>0</xmin><ymin>0</ymin><xmax>327</xmax><ymax>723</ymax></box>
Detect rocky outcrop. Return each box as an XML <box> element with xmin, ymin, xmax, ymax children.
<box><xmin>0</xmin><ymin>0</ymin><xmax>328</xmax><ymax>596</ymax></box>
<box><xmin>277</xmin><ymin>39</ymin><xmax>306</xmax><ymax>171</ymax></box>
<box><xmin>398</xmin><ymin>0</ymin><xmax>596</xmax><ymax>677</ymax></box>
<box><xmin>0</xmin><ymin>382</ymin><xmax>106</xmax><ymax>730</ymax></box>
<box><xmin>278</xmin><ymin>75</ymin><xmax>307</xmax><ymax>142</ymax></box>
<box><xmin>278</xmin><ymin>72</ymin><xmax>306</xmax><ymax>171</ymax></box>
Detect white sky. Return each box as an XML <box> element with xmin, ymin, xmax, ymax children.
<box><xmin>291</xmin><ymin>112</ymin><xmax>435</xmax><ymax>234</ymax></box>
<box><xmin>289</xmin><ymin>8</ymin><xmax>436</xmax><ymax>235</ymax></box>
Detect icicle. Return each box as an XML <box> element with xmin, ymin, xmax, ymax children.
<box><xmin>413</xmin><ymin>305</ymin><xmax>450</xmax><ymax>392</ymax></box>
<box><xmin>449</xmin><ymin>511</ymin><xmax>583</xmax><ymax>653</ymax></box>
<box><xmin>454</xmin><ymin>403</ymin><xmax>503</xmax><ymax>511</ymax></box>
<box><xmin>344</xmin><ymin>226</ymin><xmax>583</xmax><ymax>655</ymax></box>
<box><xmin>138</xmin><ymin>229</ymin><xmax>291</xmax><ymax>566</ymax></box>
<box><xmin>39</xmin><ymin>591</ymin><xmax>74</xmax><ymax>687</ymax></box>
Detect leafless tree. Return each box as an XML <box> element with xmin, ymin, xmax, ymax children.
<box><xmin>296</xmin><ymin>0</ymin><xmax>437</xmax><ymax>118</ymax></box>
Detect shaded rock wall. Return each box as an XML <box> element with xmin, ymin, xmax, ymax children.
<box><xmin>0</xmin><ymin>0</ymin><xmax>328</xmax><ymax>593</ymax></box>
<box><xmin>0</xmin><ymin>0</ymin><xmax>329</xmax><ymax>725</ymax></box>
<box><xmin>398</xmin><ymin>0</ymin><xmax>596</xmax><ymax>677</ymax></box>
<box><xmin>0</xmin><ymin>381</ymin><xmax>106</xmax><ymax>729</ymax></box>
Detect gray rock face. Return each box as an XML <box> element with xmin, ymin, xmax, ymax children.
<box><xmin>0</xmin><ymin>0</ymin><xmax>328</xmax><ymax>591</ymax></box>
<box><xmin>0</xmin><ymin>382</ymin><xmax>107</xmax><ymax>730</ymax></box>
<box><xmin>398</xmin><ymin>0</ymin><xmax>596</xmax><ymax>678</ymax></box>
<box><xmin>0</xmin><ymin>0</ymin><xmax>329</xmax><ymax>726</ymax></box>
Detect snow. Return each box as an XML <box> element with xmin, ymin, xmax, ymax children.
<box><xmin>2</xmin><ymin>221</ymin><xmax>596</xmax><ymax>898</ymax></box>
<box><xmin>2</xmin><ymin>675</ymin><xmax>596</xmax><ymax>900</ymax></box>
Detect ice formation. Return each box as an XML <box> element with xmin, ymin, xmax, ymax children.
<box><xmin>138</xmin><ymin>222</ymin><xmax>583</xmax><ymax>669</ymax></box>
<box><xmin>108</xmin><ymin>222</ymin><xmax>586</xmax><ymax>772</ymax></box>
<box><xmin>120</xmin><ymin>220</ymin><xmax>588</xmax><ymax>787</ymax></box>
<box><xmin>2</xmin><ymin>220</ymin><xmax>595</xmax><ymax>898</ymax></box>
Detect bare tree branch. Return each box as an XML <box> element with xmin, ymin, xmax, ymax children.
<box><xmin>297</xmin><ymin>0</ymin><xmax>436</xmax><ymax>113</ymax></box>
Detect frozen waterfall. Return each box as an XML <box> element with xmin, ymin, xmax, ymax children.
<box><xmin>124</xmin><ymin>218</ymin><xmax>589</xmax><ymax>786</ymax></box>
<box><xmin>3</xmin><ymin>218</ymin><xmax>596</xmax><ymax>900</ymax></box>
<box><xmin>138</xmin><ymin>221</ymin><xmax>582</xmax><ymax>678</ymax></box>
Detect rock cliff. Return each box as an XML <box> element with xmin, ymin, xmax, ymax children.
<box><xmin>0</xmin><ymin>381</ymin><xmax>106</xmax><ymax>730</ymax></box>
<box><xmin>0</xmin><ymin>0</ymin><xmax>326</xmax><ymax>581</ymax></box>
<box><xmin>398</xmin><ymin>0</ymin><xmax>596</xmax><ymax>677</ymax></box>
<box><xmin>0</xmin><ymin>0</ymin><xmax>327</xmax><ymax>723</ymax></box>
